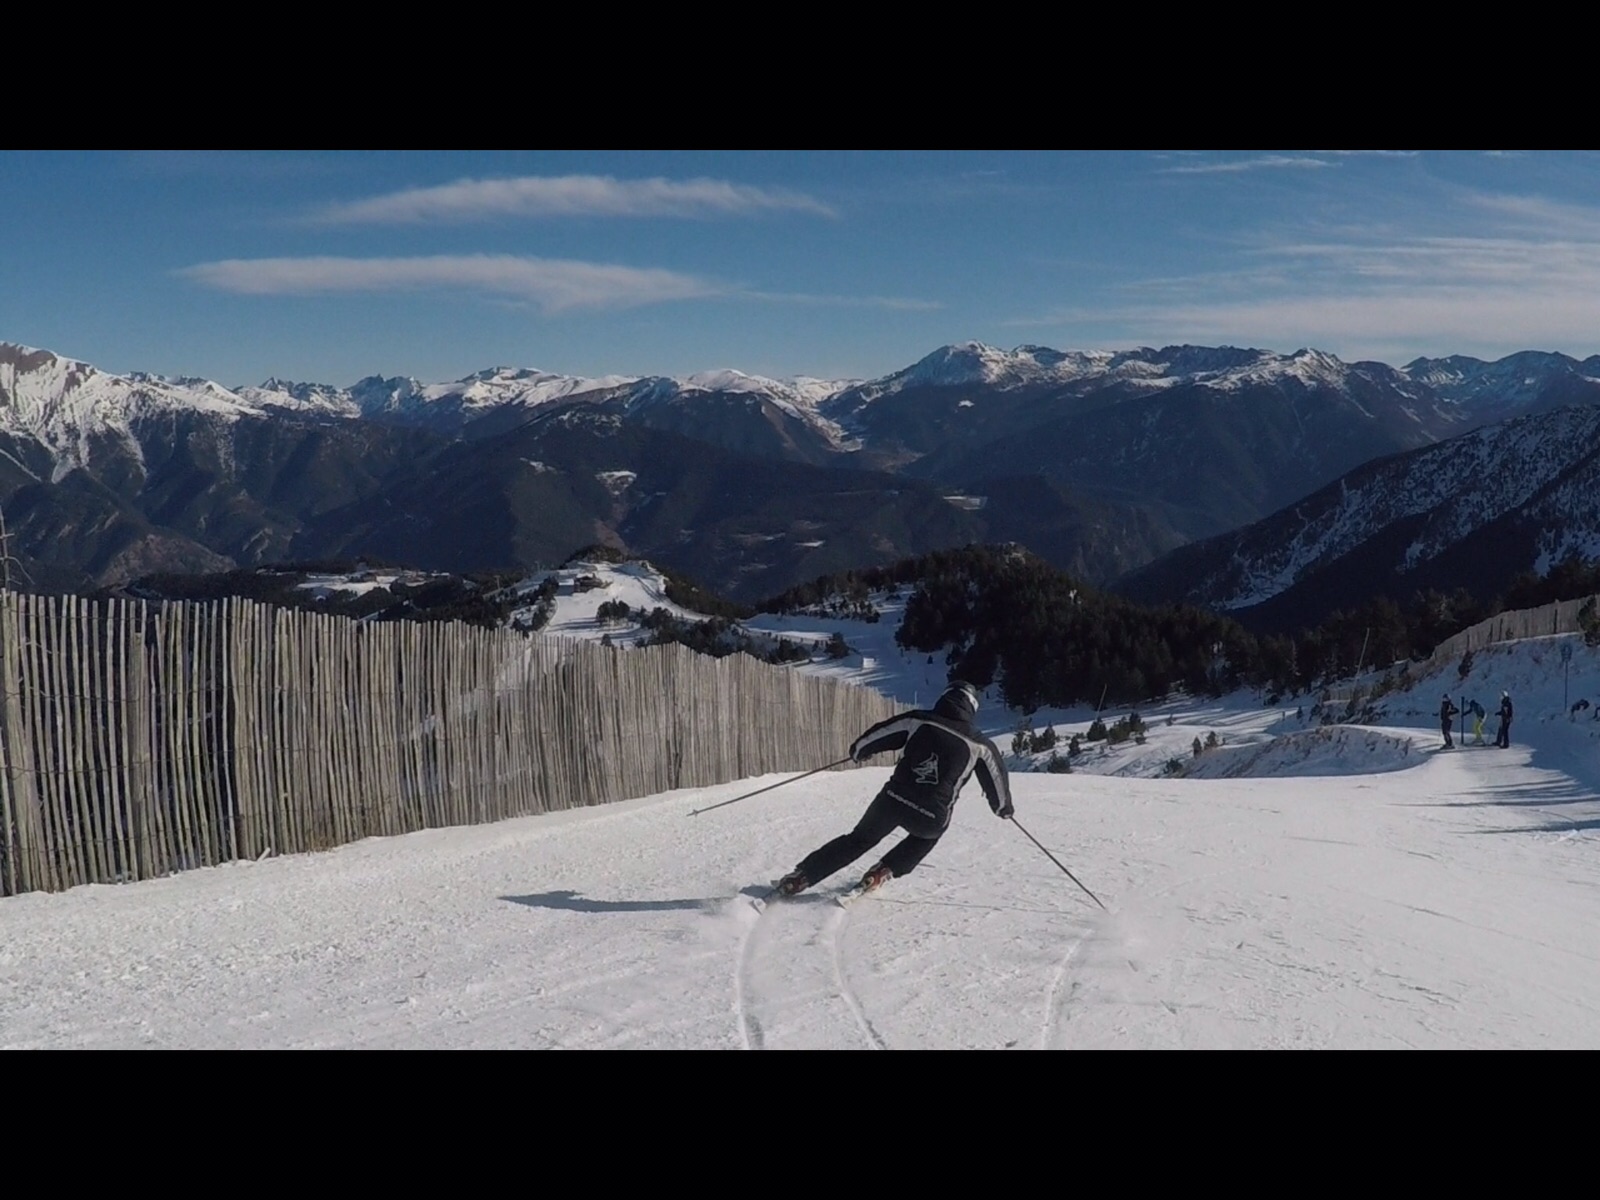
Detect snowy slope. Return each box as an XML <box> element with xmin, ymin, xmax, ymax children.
<box><xmin>519</xmin><ymin>559</ymin><xmax>968</xmax><ymax>704</ymax></box>
<box><xmin>1119</xmin><ymin>404</ymin><xmax>1600</xmax><ymax>613</ymax></box>
<box><xmin>0</xmin><ymin>343</ymin><xmax>264</xmax><ymax>478</ymax></box>
<box><xmin>5</xmin><ymin>553</ymin><xmax>1600</xmax><ymax>1047</ymax></box>
<box><xmin>3</xmin><ymin>659</ymin><xmax>1598</xmax><ymax>1048</ymax></box>
<box><xmin>527</xmin><ymin>560</ymin><xmax>709</xmax><ymax>645</ymax></box>
<box><xmin>1242</xmin><ymin>407</ymin><xmax>1600</xmax><ymax>607</ymax></box>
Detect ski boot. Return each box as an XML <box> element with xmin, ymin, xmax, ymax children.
<box><xmin>859</xmin><ymin>864</ymin><xmax>894</xmax><ymax>893</ymax></box>
<box><xmin>838</xmin><ymin>864</ymin><xmax>893</xmax><ymax>907</ymax></box>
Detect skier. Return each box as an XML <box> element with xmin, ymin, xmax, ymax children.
<box><xmin>770</xmin><ymin>680</ymin><xmax>1013</xmax><ymax>899</ymax></box>
<box><xmin>1496</xmin><ymin>690</ymin><xmax>1514</xmax><ymax>748</ymax></box>
<box><xmin>1467</xmin><ymin>699</ymin><xmax>1486</xmax><ymax>745</ymax></box>
<box><xmin>1439</xmin><ymin>693</ymin><xmax>1459</xmax><ymax>748</ymax></box>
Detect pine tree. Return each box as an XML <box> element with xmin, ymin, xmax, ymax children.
<box><xmin>1580</xmin><ymin>597</ymin><xmax>1600</xmax><ymax>649</ymax></box>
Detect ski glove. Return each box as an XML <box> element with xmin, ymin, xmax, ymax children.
<box><xmin>997</xmin><ymin>799</ymin><xmax>1014</xmax><ymax>819</ymax></box>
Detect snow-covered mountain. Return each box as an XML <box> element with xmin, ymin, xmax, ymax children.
<box><xmin>818</xmin><ymin>341</ymin><xmax>1407</xmax><ymax>411</ymax></box>
<box><xmin>15</xmin><ymin>337</ymin><xmax>1600</xmax><ymax>454</ymax></box>
<box><xmin>1115</xmin><ymin>402</ymin><xmax>1600</xmax><ymax>629</ymax></box>
<box><xmin>9</xmin><ymin>335</ymin><xmax>1600</xmax><ymax>603</ymax></box>
<box><xmin>239</xmin><ymin>360</ymin><xmax>862</xmax><ymax>462</ymax></box>
<box><xmin>0</xmin><ymin>342</ymin><xmax>446</xmax><ymax>587</ymax></box>
<box><xmin>1</xmin><ymin>343</ymin><xmax>264</xmax><ymax>479</ymax></box>
<box><xmin>1402</xmin><ymin>350</ymin><xmax>1600</xmax><ymax>425</ymax></box>
<box><xmin>245</xmin><ymin>362</ymin><xmax>856</xmax><ymax>435</ymax></box>
<box><xmin>840</xmin><ymin>344</ymin><xmax>1509</xmax><ymax>542</ymax></box>
<box><xmin>12</xmin><ymin>336</ymin><xmax>1599</xmax><ymax>486</ymax></box>
<box><xmin>242</xmin><ymin>366</ymin><xmax>638</xmax><ymax>431</ymax></box>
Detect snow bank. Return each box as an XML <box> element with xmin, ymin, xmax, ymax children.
<box><xmin>1182</xmin><ymin>725</ymin><xmax>1419</xmax><ymax>779</ymax></box>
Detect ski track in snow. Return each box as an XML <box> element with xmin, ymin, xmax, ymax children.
<box><xmin>826</xmin><ymin>905</ymin><xmax>888</xmax><ymax>1050</ymax></box>
<box><xmin>1038</xmin><ymin>937</ymin><xmax>1084</xmax><ymax>1050</ymax></box>
<box><xmin>734</xmin><ymin>885</ymin><xmax>888</xmax><ymax>1050</ymax></box>
<box><xmin>734</xmin><ymin>895</ymin><xmax>765</xmax><ymax>1050</ymax></box>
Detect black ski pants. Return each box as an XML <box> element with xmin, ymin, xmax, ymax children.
<box><xmin>1496</xmin><ymin>716</ymin><xmax>1511</xmax><ymax>748</ymax></box>
<box><xmin>794</xmin><ymin>789</ymin><xmax>942</xmax><ymax>884</ymax></box>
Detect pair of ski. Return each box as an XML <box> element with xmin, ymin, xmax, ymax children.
<box><xmin>751</xmin><ymin>877</ymin><xmax>886</xmax><ymax>912</ymax></box>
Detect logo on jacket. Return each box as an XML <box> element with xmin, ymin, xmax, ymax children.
<box><xmin>913</xmin><ymin>753</ymin><xmax>940</xmax><ymax>785</ymax></box>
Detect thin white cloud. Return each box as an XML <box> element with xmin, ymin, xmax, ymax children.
<box><xmin>1008</xmin><ymin>189</ymin><xmax>1600</xmax><ymax>360</ymax></box>
<box><xmin>1115</xmin><ymin>290</ymin><xmax>1600</xmax><ymax>354</ymax></box>
<box><xmin>1160</xmin><ymin>155</ymin><xmax>1337</xmax><ymax>175</ymax></box>
<box><xmin>1009</xmin><ymin>286</ymin><xmax>1600</xmax><ymax>361</ymax></box>
<box><xmin>176</xmin><ymin>254</ymin><xmax>926</xmax><ymax>315</ymax></box>
<box><xmin>311</xmin><ymin>175</ymin><xmax>837</xmax><ymax>224</ymax></box>
<box><xmin>1464</xmin><ymin>191</ymin><xmax>1600</xmax><ymax>238</ymax></box>
<box><xmin>176</xmin><ymin>255</ymin><xmax>724</xmax><ymax>313</ymax></box>
<box><xmin>1255</xmin><ymin>234</ymin><xmax>1600</xmax><ymax>292</ymax></box>
<box><xmin>743</xmin><ymin>289</ymin><xmax>943</xmax><ymax>311</ymax></box>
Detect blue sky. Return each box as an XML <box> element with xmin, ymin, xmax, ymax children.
<box><xmin>6</xmin><ymin>150</ymin><xmax>1600</xmax><ymax>389</ymax></box>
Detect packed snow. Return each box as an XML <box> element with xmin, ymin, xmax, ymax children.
<box><xmin>3</xmin><ymin>570</ymin><xmax>1600</xmax><ymax>1048</ymax></box>
<box><xmin>526</xmin><ymin>560</ymin><xmax>711</xmax><ymax>647</ymax></box>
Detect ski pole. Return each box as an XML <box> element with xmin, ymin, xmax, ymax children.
<box><xmin>689</xmin><ymin>757</ymin><xmax>853</xmax><ymax>816</ymax></box>
<box><xmin>1007</xmin><ymin>816</ymin><xmax>1108</xmax><ymax>911</ymax></box>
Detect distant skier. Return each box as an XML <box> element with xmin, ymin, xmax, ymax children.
<box><xmin>1467</xmin><ymin>699</ymin><xmax>1487</xmax><ymax>745</ymax></box>
<box><xmin>1440</xmin><ymin>693</ymin><xmax>1459</xmax><ymax>748</ymax></box>
<box><xmin>770</xmin><ymin>680</ymin><xmax>1013</xmax><ymax>900</ymax></box>
<box><xmin>1496</xmin><ymin>690</ymin><xmax>1514</xmax><ymax>748</ymax></box>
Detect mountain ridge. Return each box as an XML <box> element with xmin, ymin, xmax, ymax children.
<box><xmin>7</xmin><ymin>336</ymin><xmax>1600</xmax><ymax>604</ymax></box>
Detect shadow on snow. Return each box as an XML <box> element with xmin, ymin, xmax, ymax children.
<box><xmin>500</xmin><ymin>890</ymin><xmax>726</xmax><ymax>913</ymax></box>
<box><xmin>1440</xmin><ymin>780</ymin><xmax>1597</xmax><ymax>808</ymax></box>
<box><xmin>1418</xmin><ymin>749</ymin><xmax>1600</xmax><ymax>833</ymax></box>
<box><xmin>1470</xmin><ymin>817</ymin><xmax>1600</xmax><ymax>835</ymax></box>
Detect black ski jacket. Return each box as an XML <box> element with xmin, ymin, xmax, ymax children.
<box><xmin>850</xmin><ymin>707</ymin><xmax>1013</xmax><ymax>833</ymax></box>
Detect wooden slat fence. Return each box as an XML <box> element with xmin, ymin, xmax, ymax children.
<box><xmin>0</xmin><ymin>592</ymin><xmax>898</xmax><ymax>897</ymax></box>
<box><xmin>1425</xmin><ymin>594</ymin><xmax>1599</xmax><ymax>669</ymax></box>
